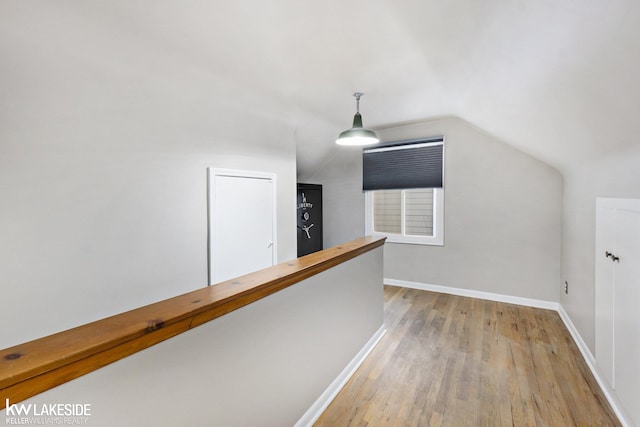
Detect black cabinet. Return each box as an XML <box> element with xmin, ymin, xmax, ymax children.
<box><xmin>297</xmin><ymin>183</ymin><xmax>323</xmax><ymax>257</ymax></box>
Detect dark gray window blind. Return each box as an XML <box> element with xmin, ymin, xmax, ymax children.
<box><xmin>363</xmin><ymin>137</ymin><xmax>444</xmax><ymax>191</ymax></box>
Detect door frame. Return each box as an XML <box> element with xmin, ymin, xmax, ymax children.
<box><xmin>207</xmin><ymin>168</ymin><xmax>278</xmax><ymax>285</ymax></box>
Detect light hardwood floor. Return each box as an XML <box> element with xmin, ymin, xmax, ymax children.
<box><xmin>315</xmin><ymin>285</ymin><xmax>620</xmax><ymax>427</ymax></box>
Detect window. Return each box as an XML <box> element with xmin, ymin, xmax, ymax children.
<box><xmin>365</xmin><ymin>188</ymin><xmax>444</xmax><ymax>245</ymax></box>
<box><xmin>363</xmin><ymin>137</ymin><xmax>444</xmax><ymax>246</ymax></box>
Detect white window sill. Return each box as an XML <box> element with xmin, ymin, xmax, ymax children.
<box><xmin>372</xmin><ymin>232</ymin><xmax>443</xmax><ymax>246</ymax></box>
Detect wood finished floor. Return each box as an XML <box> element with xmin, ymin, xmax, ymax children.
<box><xmin>315</xmin><ymin>286</ymin><xmax>620</xmax><ymax>427</ymax></box>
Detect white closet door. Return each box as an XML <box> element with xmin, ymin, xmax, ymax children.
<box><xmin>595</xmin><ymin>198</ymin><xmax>640</xmax><ymax>427</ymax></box>
<box><xmin>595</xmin><ymin>205</ymin><xmax>616</xmax><ymax>387</ymax></box>
<box><xmin>613</xmin><ymin>209</ymin><xmax>640</xmax><ymax>424</ymax></box>
<box><xmin>209</xmin><ymin>169</ymin><xmax>276</xmax><ymax>284</ymax></box>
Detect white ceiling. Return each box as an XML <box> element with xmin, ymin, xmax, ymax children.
<box><xmin>5</xmin><ymin>0</ymin><xmax>640</xmax><ymax>178</ymax></box>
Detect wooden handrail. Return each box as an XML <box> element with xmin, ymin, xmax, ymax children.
<box><xmin>0</xmin><ymin>236</ymin><xmax>386</xmax><ymax>409</ymax></box>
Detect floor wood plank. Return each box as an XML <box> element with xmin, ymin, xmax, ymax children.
<box><xmin>314</xmin><ymin>286</ymin><xmax>620</xmax><ymax>427</ymax></box>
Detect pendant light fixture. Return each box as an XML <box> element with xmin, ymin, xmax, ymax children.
<box><xmin>336</xmin><ymin>92</ymin><xmax>379</xmax><ymax>146</ymax></box>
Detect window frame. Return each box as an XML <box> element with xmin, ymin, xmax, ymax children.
<box><xmin>365</xmin><ymin>187</ymin><xmax>444</xmax><ymax>246</ymax></box>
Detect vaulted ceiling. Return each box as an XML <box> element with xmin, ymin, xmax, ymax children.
<box><xmin>4</xmin><ymin>0</ymin><xmax>640</xmax><ymax>178</ymax></box>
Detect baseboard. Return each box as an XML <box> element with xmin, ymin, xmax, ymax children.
<box><xmin>557</xmin><ymin>305</ymin><xmax>631</xmax><ymax>427</ymax></box>
<box><xmin>385</xmin><ymin>278</ymin><xmax>559</xmax><ymax>311</ymax></box>
<box><xmin>556</xmin><ymin>304</ymin><xmax>595</xmax><ymax>366</ymax></box>
<box><xmin>294</xmin><ymin>325</ymin><xmax>387</xmax><ymax>427</ymax></box>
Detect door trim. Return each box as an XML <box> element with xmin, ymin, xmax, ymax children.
<box><xmin>207</xmin><ymin>168</ymin><xmax>277</xmax><ymax>285</ymax></box>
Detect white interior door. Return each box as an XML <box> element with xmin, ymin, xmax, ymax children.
<box><xmin>595</xmin><ymin>198</ymin><xmax>640</xmax><ymax>426</ymax></box>
<box><xmin>595</xmin><ymin>204</ymin><xmax>616</xmax><ymax>387</ymax></box>
<box><xmin>209</xmin><ymin>169</ymin><xmax>276</xmax><ymax>284</ymax></box>
<box><xmin>612</xmin><ymin>209</ymin><xmax>640</xmax><ymax>424</ymax></box>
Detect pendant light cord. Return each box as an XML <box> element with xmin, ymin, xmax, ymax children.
<box><xmin>354</xmin><ymin>92</ymin><xmax>363</xmax><ymax>114</ymax></box>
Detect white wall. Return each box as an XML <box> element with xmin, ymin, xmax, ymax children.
<box><xmin>304</xmin><ymin>149</ymin><xmax>366</xmax><ymax>249</ymax></box>
<box><xmin>561</xmin><ymin>144</ymin><xmax>640</xmax><ymax>352</ymax></box>
<box><xmin>0</xmin><ymin>4</ymin><xmax>296</xmax><ymax>349</ymax></box>
<box><xmin>1</xmin><ymin>247</ymin><xmax>384</xmax><ymax>427</ymax></box>
<box><xmin>314</xmin><ymin>117</ymin><xmax>563</xmax><ymax>302</ymax></box>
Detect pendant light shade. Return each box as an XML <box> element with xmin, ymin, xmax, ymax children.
<box><xmin>336</xmin><ymin>92</ymin><xmax>379</xmax><ymax>146</ymax></box>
